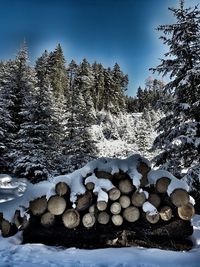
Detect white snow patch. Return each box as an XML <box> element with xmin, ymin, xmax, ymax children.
<box><xmin>142</xmin><ymin>201</ymin><xmax>158</xmax><ymax>215</ymax></box>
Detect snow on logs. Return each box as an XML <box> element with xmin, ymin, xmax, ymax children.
<box><xmin>0</xmin><ymin>155</ymin><xmax>195</xmax><ymax>250</ymax></box>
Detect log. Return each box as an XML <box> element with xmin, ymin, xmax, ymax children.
<box><xmin>23</xmin><ymin>217</ymin><xmax>193</xmax><ymax>251</ymax></box>
<box><xmin>76</xmin><ymin>192</ymin><xmax>92</xmax><ymax>211</ymax></box>
<box><xmin>29</xmin><ymin>196</ymin><xmax>47</xmax><ymax>216</ymax></box>
<box><xmin>55</xmin><ymin>182</ymin><xmax>69</xmax><ymax>196</ymax></box>
<box><xmin>0</xmin><ymin>212</ymin><xmax>3</xmax><ymax>230</ymax></box>
<box><xmin>85</xmin><ymin>182</ymin><xmax>95</xmax><ymax>191</ymax></box>
<box><xmin>89</xmin><ymin>204</ymin><xmax>96</xmax><ymax>213</ymax></box>
<box><xmin>47</xmin><ymin>196</ymin><xmax>67</xmax><ymax>215</ymax></box>
<box><xmin>123</xmin><ymin>206</ymin><xmax>140</xmax><ymax>222</ymax></box>
<box><xmin>113</xmin><ymin>170</ymin><xmax>128</xmax><ymax>180</ymax></box>
<box><xmin>111</xmin><ymin>214</ymin><xmax>123</xmax><ymax>226</ymax></box>
<box><xmin>97</xmin><ymin>201</ymin><xmax>107</xmax><ymax>211</ymax></box>
<box><xmin>95</xmin><ymin>170</ymin><xmax>113</xmax><ymax>180</ymax></box>
<box><xmin>109</xmin><ymin>188</ymin><xmax>121</xmax><ymax>201</ymax></box>
<box><xmin>178</xmin><ymin>203</ymin><xmax>195</xmax><ymax>220</ymax></box>
<box><xmin>137</xmin><ymin>161</ymin><xmax>151</xmax><ymax>187</ymax></box>
<box><xmin>159</xmin><ymin>206</ymin><xmax>172</xmax><ymax>221</ymax></box>
<box><xmin>82</xmin><ymin>213</ymin><xmax>96</xmax><ymax>228</ymax></box>
<box><xmin>148</xmin><ymin>193</ymin><xmax>161</xmax><ymax>208</ymax></box>
<box><xmin>156</xmin><ymin>177</ymin><xmax>171</xmax><ymax>193</ymax></box>
<box><xmin>170</xmin><ymin>189</ymin><xmax>190</xmax><ymax>207</ymax></box>
<box><xmin>110</xmin><ymin>202</ymin><xmax>121</xmax><ymax>215</ymax></box>
<box><xmin>119</xmin><ymin>195</ymin><xmax>131</xmax><ymax>209</ymax></box>
<box><xmin>131</xmin><ymin>191</ymin><xmax>146</xmax><ymax>207</ymax></box>
<box><xmin>146</xmin><ymin>212</ymin><xmax>160</xmax><ymax>224</ymax></box>
<box><xmin>41</xmin><ymin>212</ymin><xmax>55</xmax><ymax>228</ymax></box>
<box><xmin>13</xmin><ymin>210</ymin><xmax>29</xmax><ymax>230</ymax></box>
<box><xmin>97</xmin><ymin>212</ymin><xmax>110</xmax><ymax>225</ymax></box>
<box><xmin>1</xmin><ymin>219</ymin><xmax>18</xmax><ymax>237</ymax></box>
<box><xmin>118</xmin><ymin>179</ymin><xmax>134</xmax><ymax>194</ymax></box>
<box><xmin>62</xmin><ymin>209</ymin><xmax>80</xmax><ymax>229</ymax></box>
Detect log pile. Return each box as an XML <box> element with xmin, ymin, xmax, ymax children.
<box><xmin>0</xmin><ymin>156</ymin><xmax>195</xmax><ymax>251</ymax></box>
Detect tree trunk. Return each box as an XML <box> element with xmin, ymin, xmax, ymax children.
<box><xmin>110</xmin><ymin>202</ymin><xmax>121</xmax><ymax>215</ymax></box>
<box><xmin>97</xmin><ymin>212</ymin><xmax>110</xmax><ymax>225</ymax></box>
<box><xmin>148</xmin><ymin>193</ymin><xmax>161</xmax><ymax>208</ymax></box>
<box><xmin>76</xmin><ymin>192</ymin><xmax>93</xmax><ymax>211</ymax></box>
<box><xmin>82</xmin><ymin>213</ymin><xmax>96</xmax><ymax>228</ymax></box>
<box><xmin>156</xmin><ymin>177</ymin><xmax>171</xmax><ymax>193</ymax></box>
<box><xmin>1</xmin><ymin>219</ymin><xmax>18</xmax><ymax>237</ymax></box>
<box><xmin>159</xmin><ymin>206</ymin><xmax>172</xmax><ymax>221</ymax></box>
<box><xmin>131</xmin><ymin>191</ymin><xmax>146</xmax><ymax>207</ymax></box>
<box><xmin>109</xmin><ymin>188</ymin><xmax>121</xmax><ymax>201</ymax></box>
<box><xmin>97</xmin><ymin>201</ymin><xmax>107</xmax><ymax>211</ymax></box>
<box><xmin>119</xmin><ymin>195</ymin><xmax>131</xmax><ymax>208</ymax></box>
<box><xmin>137</xmin><ymin>161</ymin><xmax>151</xmax><ymax>187</ymax></box>
<box><xmin>178</xmin><ymin>203</ymin><xmax>195</xmax><ymax>220</ymax></box>
<box><xmin>41</xmin><ymin>212</ymin><xmax>55</xmax><ymax>228</ymax></box>
<box><xmin>111</xmin><ymin>214</ymin><xmax>123</xmax><ymax>226</ymax></box>
<box><xmin>123</xmin><ymin>206</ymin><xmax>140</xmax><ymax>222</ymax></box>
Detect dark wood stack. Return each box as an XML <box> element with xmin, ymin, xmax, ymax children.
<box><xmin>0</xmin><ymin>160</ymin><xmax>195</xmax><ymax>251</ymax></box>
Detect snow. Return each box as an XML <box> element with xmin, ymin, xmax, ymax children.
<box><xmin>142</xmin><ymin>201</ymin><xmax>158</xmax><ymax>215</ymax></box>
<box><xmin>85</xmin><ymin>174</ymin><xmax>114</xmax><ymax>202</ymax></box>
<box><xmin>147</xmin><ymin>169</ymin><xmax>189</xmax><ymax>195</ymax></box>
<box><xmin>0</xmin><ymin>215</ymin><xmax>199</xmax><ymax>267</ymax></box>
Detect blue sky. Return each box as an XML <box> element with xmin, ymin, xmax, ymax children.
<box><xmin>0</xmin><ymin>0</ymin><xmax>199</xmax><ymax>95</ymax></box>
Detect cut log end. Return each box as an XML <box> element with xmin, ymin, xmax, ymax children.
<box><xmin>82</xmin><ymin>213</ymin><xmax>96</xmax><ymax>228</ymax></box>
<box><xmin>62</xmin><ymin>209</ymin><xmax>80</xmax><ymax>229</ymax></box>
<box><xmin>47</xmin><ymin>196</ymin><xmax>67</xmax><ymax>215</ymax></box>
<box><xmin>41</xmin><ymin>212</ymin><xmax>55</xmax><ymax>228</ymax></box>
<box><xmin>148</xmin><ymin>193</ymin><xmax>161</xmax><ymax>208</ymax></box>
<box><xmin>146</xmin><ymin>212</ymin><xmax>160</xmax><ymax>224</ymax></box>
<box><xmin>110</xmin><ymin>202</ymin><xmax>121</xmax><ymax>215</ymax></box>
<box><xmin>170</xmin><ymin>189</ymin><xmax>190</xmax><ymax>207</ymax></box>
<box><xmin>119</xmin><ymin>195</ymin><xmax>131</xmax><ymax>209</ymax></box>
<box><xmin>55</xmin><ymin>182</ymin><xmax>69</xmax><ymax>196</ymax></box>
<box><xmin>109</xmin><ymin>188</ymin><xmax>121</xmax><ymax>201</ymax></box>
<box><xmin>98</xmin><ymin>212</ymin><xmax>110</xmax><ymax>225</ymax></box>
<box><xmin>131</xmin><ymin>191</ymin><xmax>146</xmax><ymax>207</ymax></box>
<box><xmin>159</xmin><ymin>206</ymin><xmax>172</xmax><ymax>221</ymax></box>
<box><xmin>178</xmin><ymin>203</ymin><xmax>195</xmax><ymax>221</ymax></box>
<box><xmin>97</xmin><ymin>201</ymin><xmax>107</xmax><ymax>211</ymax></box>
<box><xmin>156</xmin><ymin>177</ymin><xmax>171</xmax><ymax>193</ymax></box>
<box><xmin>123</xmin><ymin>206</ymin><xmax>140</xmax><ymax>222</ymax></box>
<box><xmin>1</xmin><ymin>219</ymin><xmax>18</xmax><ymax>237</ymax></box>
<box><xmin>76</xmin><ymin>192</ymin><xmax>92</xmax><ymax>211</ymax></box>
<box><xmin>30</xmin><ymin>196</ymin><xmax>47</xmax><ymax>216</ymax></box>
<box><xmin>118</xmin><ymin>179</ymin><xmax>134</xmax><ymax>194</ymax></box>
<box><xmin>112</xmin><ymin>215</ymin><xmax>123</xmax><ymax>226</ymax></box>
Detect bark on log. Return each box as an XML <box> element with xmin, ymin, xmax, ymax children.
<box><xmin>110</xmin><ymin>202</ymin><xmax>121</xmax><ymax>215</ymax></box>
<box><xmin>47</xmin><ymin>196</ymin><xmax>67</xmax><ymax>215</ymax></box>
<box><xmin>118</xmin><ymin>179</ymin><xmax>134</xmax><ymax>194</ymax></box>
<box><xmin>1</xmin><ymin>219</ymin><xmax>18</xmax><ymax>237</ymax></box>
<box><xmin>97</xmin><ymin>201</ymin><xmax>107</xmax><ymax>211</ymax></box>
<box><xmin>29</xmin><ymin>196</ymin><xmax>47</xmax><ymax>216</ymax></box>
<box><xmin>55</xmin><ymin>182</ymin><xmax>69</xmax><ymax>196</ymax></box>
<box><xmin>109</xmin><ymin>188</ymin><xmax>121</xmax><ymax>201</ymax></box>
<box><xmin>148</xmin><ymin>193</ymin><xmax>161</xmax><ymax>208</ymax></box>
<box><xmin>97</xmin><ymin>212</ymin><xmax>110</xmax><ymax>225</ymax></box>
<box><xmin>123</xmin><ymin>206</ymin><xmax>140</xmax><ymax>222</ymax></box>
<box><xmin>23</xmin><ymin>217</ymin><xmax>193</xmax><ymax>251</ymax></box>
<box><xmin>131</xmin><ymin>191</ymin><xmax>146</xmax><ymax>207</ymax></box>
<box><xmin>156</xmin><ymin>177</ymin><xmax>171</xmax><ymax>193</ymax></box>
<box><xmin>62</xmin><ymin>209</ymin><xmax>80</xmax><ymax>229</ymax></box>
<box><xmin>41</xmin><ymin>212</ymin><xmax>55</xmax><ymax>228</ymax></box>
<box><xmin>178</xmin><ymin>203</ymin><xmax>195</xmax><ymax>220</ymax></box>
<box><xmin>113</xmin><ymin>170</ymin><xmax>128</xmax><ymax>180</ymax></box>
<box><xmin>95</xmin><ymin>170</ymin><xmax>113</xmax><ymax>180</ymax></box>
<box><xmin>119</xmin><ymin>195</ymin><xmax>131</xmax><ymax>209</ymax></box>
<box><xmin>76</xmin><ymin>192</ymin><xmax>93</xmax><ymax>211</ymax></box>
<box><xmin>137</xmin><ymin>161</ymin><xmax>151</xmax><ymax>187</ymax></box>
<box><xmin>159</xmin><ymin>206</ymin><xmax>172</xmax><ymax>221</ymax></box>
<box><xmin>170</xmin><ymin>189</ymin><xmax>190</xmax><ymax>207</ymax></box>
<box><xmin>82</xmin><ymin>213</ymin><xmax>96</xmax><ymax>228</ymax></box>
<box><xmin>111</xmin><ymin>214</ymin><xmax>123</xmax><ymax>226</ymax></box>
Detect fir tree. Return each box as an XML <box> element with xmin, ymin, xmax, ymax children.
<box><xmin>151</xmin><ymin>0</ymin><xmax>200</xmax><ymax>189</ymax></box>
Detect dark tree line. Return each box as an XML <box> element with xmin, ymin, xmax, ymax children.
<box><xmin>126</xmin><ymin>78</ymin><xmax>167</xmax><ymax>113</ymax></box>
<box><xmin>0</xmin><ymin>43</ymin><xmax>128</xmax><ymax>181</ymax></box>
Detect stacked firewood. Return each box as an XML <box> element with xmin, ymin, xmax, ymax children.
<box><xmin>0</xmin><ymin>160</ymin><xmax>195</xmax><ymax>251</ymax></box>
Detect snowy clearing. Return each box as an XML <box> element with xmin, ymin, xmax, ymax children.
<box><xmin>0</xmin><ymin>215</ymin><xmax>199</xmax><ymax>267</ymax></box>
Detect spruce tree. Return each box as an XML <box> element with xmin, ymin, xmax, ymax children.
<box><xmin>151</xmin><ymin>0</ymin><xmax>200</xmax><ymax>188</ymax></box>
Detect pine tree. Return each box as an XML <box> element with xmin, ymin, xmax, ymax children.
<box><xmin>48</xmin><ymin>44</ymin><xmax>68</xmax><ymax>96</ymax></box>
<box><xmin>92</xmin><ymin>62</ymin><xmax>105</xmax><ymax>111</ymax></box>
<box><xmin>151</xmin><ymin>0</ymin><xmax>200</xmax><ymax>187</ymax></box>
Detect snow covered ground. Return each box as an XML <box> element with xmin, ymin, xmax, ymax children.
<box><xmin>0</xmin><ymin>215</ymin><xmax>199</xmax><ymax>267</ymax></box>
